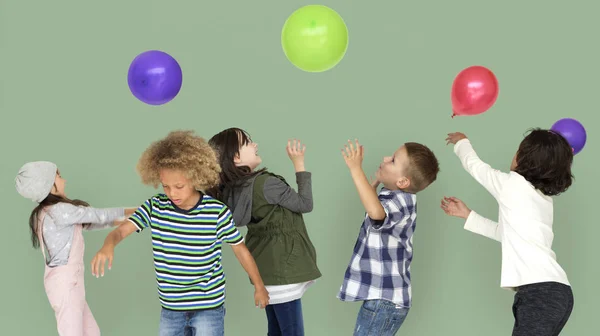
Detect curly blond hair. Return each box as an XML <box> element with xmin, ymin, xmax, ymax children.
<box><xmin>136</xmin><ymin>130</ymin><xmax>221</xmax><ymax>191</ymax></box>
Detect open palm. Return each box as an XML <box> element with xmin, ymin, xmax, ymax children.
<box><xmin>440</xmin><ymin>196</ymin><xmax>471</xmax><ymax>219</ymax></box>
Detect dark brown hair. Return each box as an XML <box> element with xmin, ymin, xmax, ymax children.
<box><xmin>29</xmin><ymin>194</ymin><xmax>90</xmax><ymax>249</ymax></box>
<box><xmin>404</xmin><ymin>142</ymin><xmax>440</xmax><ymax>193</ymax></box>
<box><xmin>513</xmin><ymin>128</ymin><xmax>573</xmax><ymax>196</ymax></box>
<box><xmin>207</xmin><ymin>128</ymin><xmax>266</xmax><ymax>201</ymax></box>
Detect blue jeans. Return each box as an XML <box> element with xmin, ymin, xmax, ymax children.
<box><xmin>265</xmin><ymin>299</ymin><xmax>304</xmax><ymax>336</ymax></box>
<box><xmin>353</xmin><ymin>300</ymin><xmax>409</xmax><ymax>336</ymax></box>
<box><xmin>159</xmin><ymin>305</ymin><xmax>225</xmax><ymax>336</ymax></box>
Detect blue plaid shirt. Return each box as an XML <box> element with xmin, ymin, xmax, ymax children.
<box><xmin>337</xmin><ymin>188</ymin><xmax>417</xmax><ymax>308</ymax></box>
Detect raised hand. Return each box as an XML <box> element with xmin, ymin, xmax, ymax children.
<box><xmin>286</xmin><ymin>139</ymin><xmax>306</xmax><ymax>172</ymax></box>
<box><xmin>440</xmin><ymin>196</ymin><xmax>471</xmax><ymax>219</ymax></box>
<box><xmin>445</xmin><ymin>132</ymin><xmax>468</xmax><ymax>145</ymax></box>
<box><xmin>342</xmin><ymin>139</ymin><xmax>364</xmax><ymax>170</ymax></box>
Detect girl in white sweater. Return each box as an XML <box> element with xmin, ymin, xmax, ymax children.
<box><xmin>442</xmin><ymin>129</ymin><xmax>574</xmax><ymax>336</ymax></box>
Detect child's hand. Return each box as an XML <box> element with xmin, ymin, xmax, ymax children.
<box><xmin>286</xmin><ymin>139</ymin><xmax>306</xmax><ymax>172</ymax></box>
<box><xmin>254</xmin><ymin>286</ymin><xmax>270</xmax><ymax>309</ymax></box>
<box><xmin>440</xmin><ymin>196</ymin><xmax>471</xmax><ymax>219</ymax></box>
<box><xmin>342</xmin><ymin>139</ymin><xmax>364</xmax><ymax>170</ymax></box>
<box><xmin>91</xmin><ymin>246</ymin><xmax>114</xmax><ymax>278</ymax></box>
<box><xmin>446</xmin><ymin>132</ymin><xmax>468</xmax><ymax>145</ymax></box>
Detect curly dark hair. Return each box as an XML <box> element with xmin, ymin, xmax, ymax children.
<box><xmin>513</xmin><ymin>128</ymin><xmax>574</xmax><ymax>196</ymax></box>
<box><xmin>136</xmin><ymin>130</ymin><xmax>221</xmax><ymax>191</ymax></box>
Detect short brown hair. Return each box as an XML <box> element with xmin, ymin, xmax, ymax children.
<box><xmin>404</xmin><ymin>142</ymin><xmax>440</xmax><ymax>193</ymax></box>
<box><xmin>137</xmin><ymin>130</ymin><xmax>221</xmax><ymax>191</ymax></box>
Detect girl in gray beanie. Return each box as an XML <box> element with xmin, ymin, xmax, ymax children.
<box><xmin>15</xmin><ymin>161</ymin><xmax>136</xmax><ymax>336</ymax></box>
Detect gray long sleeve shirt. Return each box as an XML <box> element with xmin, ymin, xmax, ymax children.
<box><xmin>40</xmin><ymin>203</ymin><xmax>125</xmax><ymax>267</ymax></box>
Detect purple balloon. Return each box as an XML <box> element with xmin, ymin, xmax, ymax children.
<box><xmin>551</xmin><ymin>118</ymin><xmax>587</xmax><ymax>154</ymax></box>
<box><xmin>127</xmin><ymin>50</ymin><xmax>183</xmax><ymax>105</ymax></box>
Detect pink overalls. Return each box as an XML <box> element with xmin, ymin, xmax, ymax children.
<box><xmin>39</xmin><ymin>212</ymin><xmax>101</xmax><ymax>336</ymax></box>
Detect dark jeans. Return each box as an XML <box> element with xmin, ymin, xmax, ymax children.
<box><xmin>512</xmin><ymin>282</ymin><xmax>574</xmax><ymax>336</ymax></box>
<box><xmin>265</xmin><ymin>299</ymin><xmax>304</xmax><ymax>336</ymax></box>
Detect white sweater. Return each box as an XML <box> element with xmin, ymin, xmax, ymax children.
<box><xmin>454</xmin><ymin>139</ymin><xmax>570</xmax><ymax>290</ymax></box>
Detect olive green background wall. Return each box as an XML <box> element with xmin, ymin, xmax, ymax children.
<box><xmin>1</xmin><ymin>0</ymin><xmax>596</xmax><ymax>335</ymax></box>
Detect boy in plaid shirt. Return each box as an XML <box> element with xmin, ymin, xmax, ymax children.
<box><xmin>338</xmin><ymin>139</ymin><xmax>440</xmax><ymax>335</ymax></box>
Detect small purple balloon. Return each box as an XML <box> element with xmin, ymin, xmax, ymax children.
<box><xmin>551</xmin><ymin>118</ymin><xmax>587</xmax><ymax>154</ymax></box>
<box><xmin>127</xmin><ymin>50</ymin><xmax>183</xmax><ymax>105</ymax></box>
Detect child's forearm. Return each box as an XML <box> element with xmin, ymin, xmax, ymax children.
<box><xmin>349</xmin><ymin>167</ymin><xmax>386</xmax><ymax>220</ymax></box>
<box><xmin>232</xmin><ymin>243</ymin><xmax>266</xmax><ymax>289</ymax></box>
<box><xmin>103</xmin><ymin>231</ymin><xmax>123</xmax><ymax>249</ymax></box>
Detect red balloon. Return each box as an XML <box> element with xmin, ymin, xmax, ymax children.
<box><xmin>451</xmin><ymin>66</ymin><xmax>499</xmax><ymax>117</ymax></box>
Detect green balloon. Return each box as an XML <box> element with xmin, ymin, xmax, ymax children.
<box><xmin>281</xmin><ymin>5</ymin><xmax>349</xmax><ymax>72</ymax></box>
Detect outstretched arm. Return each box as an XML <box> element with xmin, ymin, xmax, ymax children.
<box><xmin>85</xmin><ymin>208</ymin><xmax>137</xmax><ymax>230</ymax></box>
<box><xmin>90</xmin><ymin>221</ymin><xmax>138</xmax><ymax>277</ymax></box>
<box><xmin>264</xmin><ymin>139</ymin><xmax>314</xmax><ymax>213</ymax></box>
<box><xmin>441</xmin><ymin>196</ymin><xmax>501</xmax><ymax>242</ymax></box>
<box><xmin>342</xmin><ymin>139</ymin><xmax>386</xmax><ymax>220</ymax></box>
<box><xmin>446</xmin><ymin>133</ymin><xmax>511</xmax><ymax>199</ymax></box>
<box><xmin>90</xmin><ymin>201</ymin><xmax>152</xmax><ymax>277</ymax></box>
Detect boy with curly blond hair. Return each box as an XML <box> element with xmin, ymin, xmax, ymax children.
<box><xmin>91</xmin><ymin>130</ymin><xmax>269</xmax><ymax>336</ymax></box>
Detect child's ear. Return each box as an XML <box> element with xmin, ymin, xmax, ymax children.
<box><xmin>233</xmin><ymin>153</ymin><xmax>241</xmax><ymax>164</ymax></box>
<box><xmin>396</xmin><ymin>177</ymin><xmax>410</xmax><ymax>190</ymax></box>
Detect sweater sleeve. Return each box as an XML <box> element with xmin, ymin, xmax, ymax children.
<box><xmin>48</xmin><ymin>203</ymin><xmax>125</xmax><ymax>228</ymax></box>
<box><xmin>454</xmin><ymin>139</ymin><xmax>511</xmax><ymax>199</ymax></box>
<box><xmin>262</xmin><ymin>172</ymin><xmax>313</xmax><ymax>213</ymax></box>
<box><xmin>464</xmin><ymin>210</ymin><xmax>502</xmax><ymax>242</ymax></box>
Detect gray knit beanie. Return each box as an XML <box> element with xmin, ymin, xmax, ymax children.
<box><xmin>15</xmin><ymin>161</ymin><xmax>57</xmax><ymax>203</ymax></box>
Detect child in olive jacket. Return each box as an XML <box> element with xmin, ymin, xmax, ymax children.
<box><xmin>209</xmin><ymin>128</ymin><xmax>321</xmax><ymax>336</ymax></box>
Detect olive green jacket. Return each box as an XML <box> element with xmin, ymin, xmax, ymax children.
<box><xmin>223</xmin><ymin>171</ymin><xmax>321</xmax><ymax>285</ymax></box>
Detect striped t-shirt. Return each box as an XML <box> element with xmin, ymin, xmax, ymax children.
<box><xmin>129</xmin><ymin>193</ymin><xmax>243</xmax><ymax>311</ymax></box>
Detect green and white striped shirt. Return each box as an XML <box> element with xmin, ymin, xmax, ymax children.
<box><xmin>129</xmin><ymin>193</ymin><xmax>243</xmax><ymax>311</ymax></box>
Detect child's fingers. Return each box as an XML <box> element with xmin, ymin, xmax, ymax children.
<box><xmin>343</xmin><ymin>144</ymin><xmax>352</xmax><ymax>157</ymax></box>
<box><xmin>341</xmin><ymin>147</ymin><xmax>348</xmax><ymax>157</ymax></box>
<box><xmin>347</xmin><ymin>139</ymin><xmax>355</xmax><ymax>153</ymax></box>
<box><xmin>109</xmin><ymin>256</ymin><xmax>113</xmax><ymax>270</ymax></box>
<box><xmin>92</xmin><ymin>258</ymin><xmax>99</xmax><ymax>277</ymax></box>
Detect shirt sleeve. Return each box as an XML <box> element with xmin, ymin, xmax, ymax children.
<box><xmin>128</xmin><ymin>199</ymin><xmax>153</xmax><ymax>232</ymax></box>
<box><xmin>365</xmin><ymin>193</ymin><xmax>411</xmax><ymax>231</ymax></box>
<box><xmin>464</xmin><ymin>210</ymin><xmax>502</xmax><ymax>242</ymax></box>
<box><xmin>48</xmin><ymin>203</ymin><xmax>125</xmax><ymax>228</ymax></box>
<box><xmin>216</xmin><ymin>205</ymin><xmax>244</xmax><ymax>245</ymax></box>
<box><xmin>454</xmin><ymin>139</ymin><xmax>511</xmax><ymax>199</ymax></box>
<box><xmin>262</xmin><ymin>172</ymin><xmax>313</xmax><ymax>213</ymax></box>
